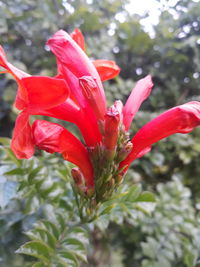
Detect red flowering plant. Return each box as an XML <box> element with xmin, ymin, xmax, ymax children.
<box><xmin>1</xmin><ymin>29</ymin><xmax>200</xmax><ymax>220</ymax></box>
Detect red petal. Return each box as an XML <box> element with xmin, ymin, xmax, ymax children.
<box><xmin>0</xmin><ymin>46</ymin><xmax>7</xmax><ymax>68</ymax></box>
<box><xmin>123</xmin><ymin>75</ymin><xmax>154</xmax><ymax>131</ymax></box>
<box><xmin>32</xmin><ymin>120</ymin><xmax>94</xmax><ymax>187</ymax></box>
<box><xmin>70</xmin><ymin>28</ymin><xmax>85</xmax><ymax>51</ymax></box>
<box><xmin>47</xmin><ymin>30</ymin><xmax>106</xmax><ymax>115</ymax></box>
<box><xmin>76</xmin><ymin>109</ymin><xmax>103</xmax><ymax>147</ymax></box>
<box><xmin>21</xmin><ymin>76</ymin><xmax>69</xmax><ymax>110</ymax></box>
<box><xmin>0</xmin><ymin>45</ymin><xmax>30</xmax><ymax>106</ymax></box>
<box><xmin>120</xmin><ymin>101</ymin><xmax>200</xmax><ymax>172</ymax></box>
<box><xmin>11</xmin><ymin>112</ymin><xmax>34</xmax><ymax>159</ymax></box>
<box><xmin>38</xmin><ymin>98</ymin><xmax>81</xmax><ymax>123</ymax></box>
<box><xmin>93</xmin><ymin>60</ymin><xmax>120</xmax><ymax>82</ymax></box>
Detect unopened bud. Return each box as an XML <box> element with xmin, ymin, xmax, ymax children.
<box><xmin>79</xmin><ymin>76</ymin><xmax>105</xmax><ymax>120</ymax></box>
<box><xmin>107</xmin><ymin>178</ymin><xmax>115</xmax><ymax>188</ymax></box>
<box><xmin>71</xmin><ymin>168</ymin><xmax>85</xmax><ymax>185</ymax></box>
<box><xmin>71</xmin><ymin>168</ymin><xmax>87</xmax><ymax>195</ymax></box>
<box><xmin>116</xmin><ymin>174</ymin><xmax>124</xmax><ymax>184</ymax></box>
<box><xmin>71</xmin><ymin>168</ymin><xmax>95</xmax><ymax>197</ymax></box>
<box><xmin>104</xmin><ymin>105</ymin><xmax>120</xmax><ymax>152</ymax></box>
<box><xmin>86</xmin><ymin>187</ymin><xmax>95</xmax><ymax>198</ymax></box>
<box><xmin>104</xmin><ymin>148</ymin><xmax>116</xmax><ymax>161</ymax></box>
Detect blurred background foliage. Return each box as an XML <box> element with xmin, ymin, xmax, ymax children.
<box><xmin>0</xmin><ymin>0</ymin><xmax>200</xmax><ymax>266</ymax></box>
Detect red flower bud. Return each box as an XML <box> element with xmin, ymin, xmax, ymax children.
<box><xmin>79</xmin><ymin>76</ymin><xmax>105</xmax><ymax>120</ymax></box>
<box><xmin>104</xmin><ymin>105</ymin><xmax>120</xmax><ymax>151</ymax></box>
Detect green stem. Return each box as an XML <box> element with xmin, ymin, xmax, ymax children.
<box><xmin>71</xmin><ymin>183</ymin><xmax>82</xmax><ymax>220</ymax></box>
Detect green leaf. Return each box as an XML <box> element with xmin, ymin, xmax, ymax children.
<box><xmin>68</xmin><ymin>227</ymin><xmax>89</xmax><ymax>246</ymax></box>
<box><xmin>99</xmin><ymin>204</ymin><xmax>116</xmax><ymax>216</ymax></box>
<box><xmin>28</xmin><ymin>166</ymin><xmax>43</xmax><ymax>183</ymax></box>
<box><xmin>4</xmin><ymin>167</ymin><xmax>25</xmax><ymax>176</ymax></box>
<box><xmin>56</xmin><ymin>251</ymin><xmax>79</xmax><ymax>267</ymax></box>
<box><xmin>39</xmin><ymin>220</ymin><xmax>60</xmax><ymax>240</ymax></box>
<box><xmin>135</xmin><ymin>191</ymin><xmax>156</xmax><ymax>203</ymax></box>
<box><xmin>3</xmin><ymin>147</ymin><xmax>22</xmax><ymax>167</ymax></box>
<box><xmin>61</xmin><ymin>237</ymin><xmax>87</xmax><ymax>262</ymax></box>
<box><xmin>16</xmin><ymin>241</ymin><xmax>52</xmax><ymax>263</ymax></box>
<box><xmin>133</xmin><ymin>202</ymin><xmax>156</xmax><ymax>215</ymax></box>
<box><xmin>62</xmin><ymin>238</ymin><xmax>85</xmax><ymax>251</ymax></box>
<box><xmin>56</xmin><ymin>214</ymin><xmax>66</xmax><ymax>232</ymax></box>
<box><xmin>26</xmin><ymin>227</ymin><xmax>57</xmax><ymax>248</ymax></box>
<box><xmin>121</xmin><ymin>184</ymin><xmax>142</xmax><ymax>202</ymax></box>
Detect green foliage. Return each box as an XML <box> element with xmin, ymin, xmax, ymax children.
<box><xmin>17</xmin><ymin>219</ymin><xmax>89</xmax><ymax>267</ymax></box>
<box><xmin>121</xmin><ymin>178</ymin><xmax>200</xmax><ymax>267</ymax></box>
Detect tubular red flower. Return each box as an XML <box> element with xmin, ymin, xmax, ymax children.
<box><xmin>93</xmin><ymin>60</ymin><xmax>120</xmax><ymax>82</ymax></box>
<box><xmin>32</xmin><ymin>120</ymin><xmax>94</xmax><ymax>188</ymax></box>
<box><xmin>11</xmin><ymin>112</ymin><xmax>34</xmax><ymax>159</ymax></box>
<box><xmin>120</xmin><ymin>101</ymin><xmax>200</xmax><ymax>173</ymax></box>
<box><xmin>123</xmin><ymin>75</ymin><xmax>154</xmax><ymax>131</ymax></box>
<box><xmin>47</xmin><ymin>30</ymin><xmax>106</xmax><ymax>116</ymax></box>
<box><xmin>70</xmin><ymin>28</ymin><xmax>85</xmax><ymax>51</ymax></box>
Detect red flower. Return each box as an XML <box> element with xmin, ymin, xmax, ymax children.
<box><xmin>120</xmin><ymin>101</ymin><xmax>200</xmax><ymax>175</ymax></box>
<box><xmin>1</xmin><ymin>29</ymin><xmax>200</xmax><ymax>198</ymax></box>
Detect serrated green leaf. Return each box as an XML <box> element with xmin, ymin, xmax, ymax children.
<box><xmin>135</xmin><ymin>191</ymin><xmax>156</xmax><ymax>203</ymax></box>
<box><xmin>16</xmin><ymin>241</ymin><xmax>52</xmax><ymax>263</ymax></box>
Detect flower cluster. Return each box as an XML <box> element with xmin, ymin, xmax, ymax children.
<box><xmin>1</xmin><ymin>29</ymin><xmax>200</xmax><ymax>203</ymax></box>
